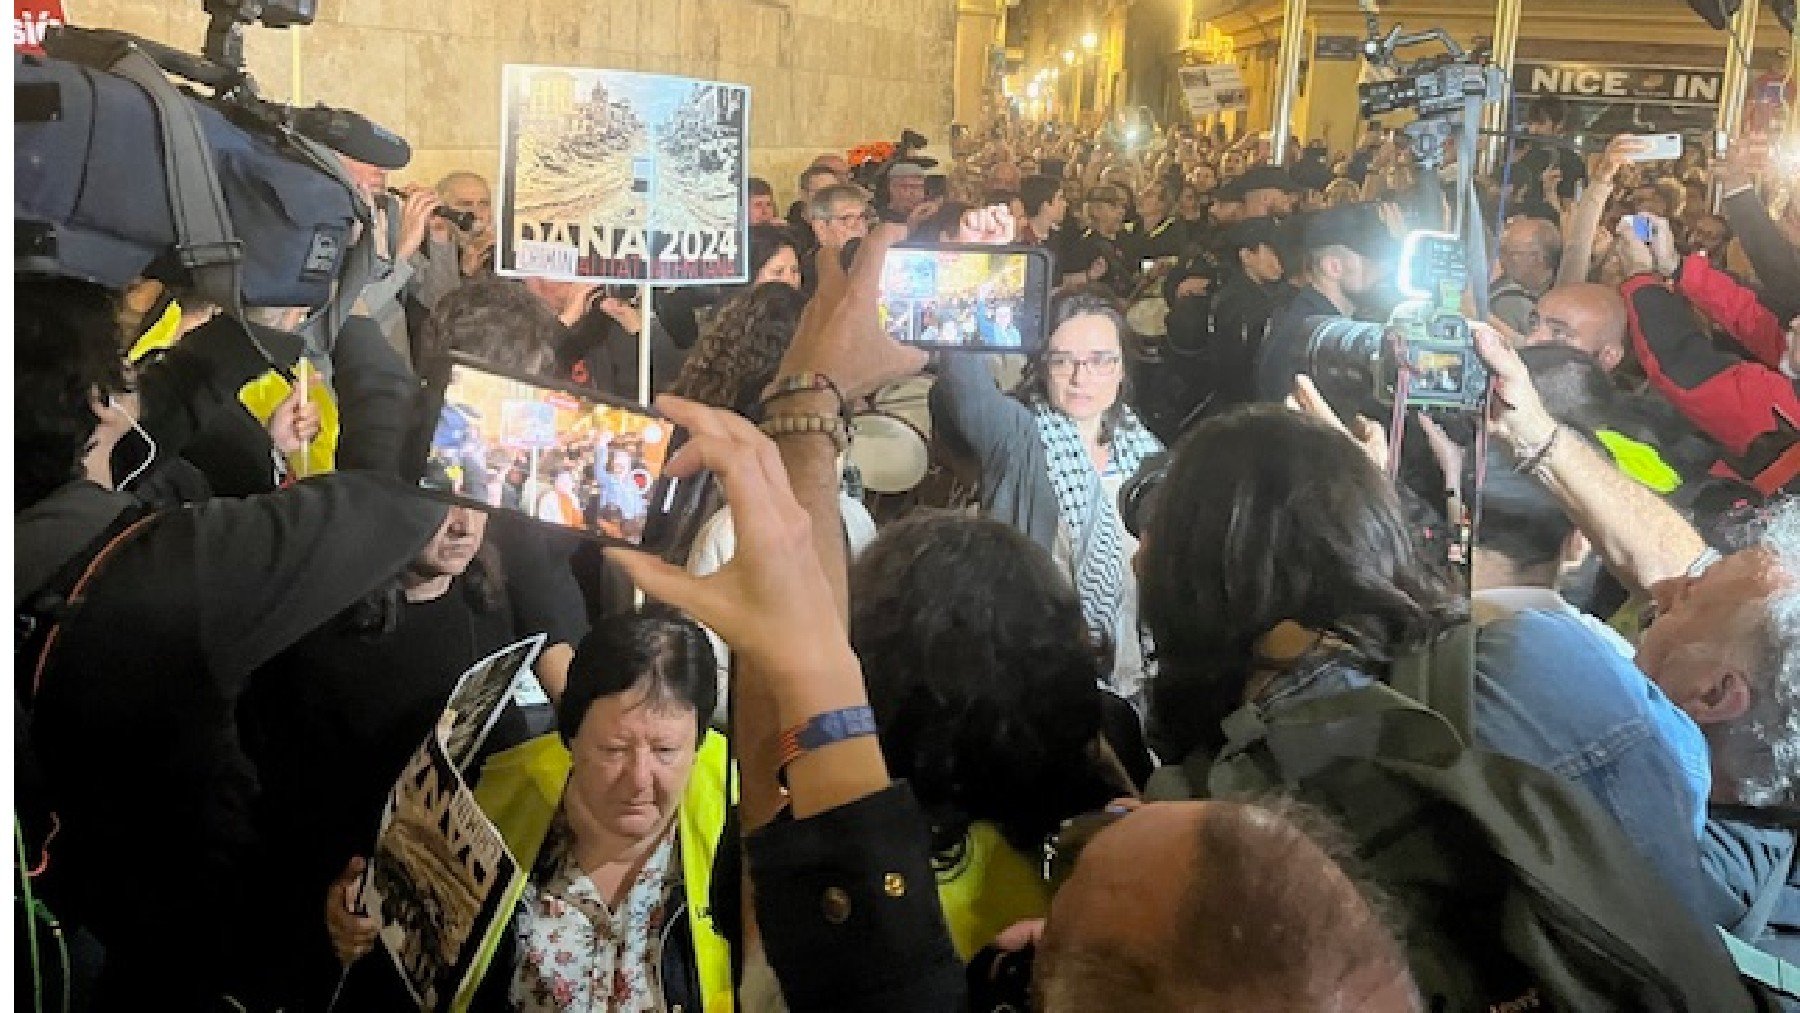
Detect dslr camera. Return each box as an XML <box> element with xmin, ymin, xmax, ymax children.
<box><xmin>1303</xmin><ymin>231</ymin><xmax>1488</xmax><ymax>414</ymax></box>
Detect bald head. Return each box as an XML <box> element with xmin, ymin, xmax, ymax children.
<box><xmin>1523</xmin><ymin>283</ymin><xmax>1628</xmax><ymax>373</ymax></box>
<box><xmin>1036</xmin><ymin>800</ymin><xmax>1418</xmax><ymax>1012</ymax></box>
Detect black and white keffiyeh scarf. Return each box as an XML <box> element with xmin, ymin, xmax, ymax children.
<box><xmin>1031</xmin><ymin>401</ymin><xmax>1163</xmax><ymax>646</ymax></box>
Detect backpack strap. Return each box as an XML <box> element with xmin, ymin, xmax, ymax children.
<box><xmin>1207</xmin><ymin>675</ymin><xmax>1467</xmax><ymax>800</ymax></box>
<box><xmin>27</xmin><ymin>511</ymin><xmax>161</xmax><ymax>701</ymax></box>
<box><xmin>1719</xmin><ymin>928</ymin><xmax>1800</xmax><ymax>1001</ymax></box>
<box><xmin>89</xmin><ymin>37</ymin><xmax>245</xmax><ymax>319</ymax></box>
<box><xmin>1386</xmin><ymin>622</ymin><xmax>1476</xmax><ymax>745</ymax></box>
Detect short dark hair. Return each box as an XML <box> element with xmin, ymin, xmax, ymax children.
<box><xmin>1174</xmin><ymin>798</ymin><xmax>1414</xmax><ymax>1006</ymax></box>
<box><xmin>748</xmin><ymin>176</ymin><xmax>774</xmax><ymax>198</ymax></box>
<box><xmin>1526</xmin><ymin>94</ymin><xmax>1568</xmax><ymax>129</ymax></box>
<box><xmin>17</xmin><ymin>276</ymin><xmax>131</xmax><ymax>510</ymax></box>
<box><xmin>1036</xmin><ymin>797</ymin><xmax>1415</xmax><ymax>1010</ymax></box>
<box><xmin>1476</xmin><ymin>448</ymin><xmax>1577</xmax><ymax>570</ymax></box>
<box><xmin>1021</xmin><ymin>174</ymin><xmax>1064</xmax><ymax>217</ymax></box>
<box><xmin>849</xmin><ymin>513</ymin><xmax>1122</xmax><ymax>858</ymax></box>
<box><xmin>418</xmin><ymin>277</ymin><xmax>562</xmax><ymax>376</ymax></box>
<box><xmin>1142</xmin><ymin>406</ymin><xmax>1460</xmax><ymax>762</ymax></box>
<box><xmin>557</xmin><ymin>606</ymin><xmax>718</xmax><ymax>746</ymax></box>
<box><xmin>1519</xmin><ymin>343</ymin><xmax>1622</xmax><ymax>437</ymax></box>
<box><xmin>909</xmin><ymin>199</ymin><xmax>973</xmax><ymax>243</ymax></box>
<box><xmin>748</xmin><ymin>223</ymin><xmax>801</xmax><ymax>279</ymax></box>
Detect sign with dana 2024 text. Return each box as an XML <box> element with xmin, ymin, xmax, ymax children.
<box><xmin>497</xmin><ymin>66</ymin><xmax>750</xmax><ymax>285</ymax></box>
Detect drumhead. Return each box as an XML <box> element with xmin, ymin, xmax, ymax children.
<box><xmin>1127</xmin><ymin>294</ymin><xmax>1170</xmax><ymax>338</ymax></box>
<box><xmin>869</xmin><ymin>376</ymin><xmax>934</xmax><ymax>438</ymax></box>
<box><xmin>848</xmin><ymin>411</ymin><xmax>929</xmax><ymax>494</ymax></box>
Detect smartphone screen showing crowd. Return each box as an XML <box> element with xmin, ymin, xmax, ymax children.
<box><xmin>411</xmin><ymin>355</ymin><xmax>707</xmax><ymax>552</ymax></box>
<box><xmin>878</xmin><ymin>244</ymin><xmax>1053</xmax><ymax>353</ymax></box>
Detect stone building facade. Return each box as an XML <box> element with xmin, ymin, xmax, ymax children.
<box><xmin>66</xmin><ymin>0</ymin><xmax>958</xmax><ymax>204</ymax></box>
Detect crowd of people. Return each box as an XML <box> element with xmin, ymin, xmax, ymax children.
<box><xmin>22</xmin><ymin>76</ymin><xmax>1800</xmax><ymax>1013</ymax></box>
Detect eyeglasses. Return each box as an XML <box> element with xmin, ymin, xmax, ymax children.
<box><xmin>1045</xmin><ymin>352</ymin><xmax>1123</xmax><ymax>378</ymax></box>
<box><xmin>822</xmin><ymin>209</ymin><xmax>873</xmax><ymax>228</ymax></box>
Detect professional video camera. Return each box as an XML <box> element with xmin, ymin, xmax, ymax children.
<box><xmin>1287</xmin><ymin>0</ymin><xmax>1506</xmax><ymax>422</ymax></box>
<box><xmin>1353</xmin><ymin>2</ymin><xmax>1506</xmax><ymax>172</ymax></box>
<box><xmin>15</xmin><ymin>0</ymin><xmax>411</xmax><ymax>335</ymax></box>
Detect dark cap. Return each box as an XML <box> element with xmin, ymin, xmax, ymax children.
<box><xmin>1213</xmin><ymin>176</ymin><xmax>1249</xmax><ymax>203</ymax></box>
<box><xmin>1237</xmin><ymin>164</ymin><xmax>1303</xmax><ymax>195</ymax></box>
<box><xmin>1085</xmin><ymin>184</ymin><xmax>1128</xmax><ymax>206</ymax></box>
<box><xmin>1302</xmin><ymin>202</ymin><xmax>1390</xmax><ymax>259</ymax></box>
<box><xmin>1223</xmin><ymin>217</ymin><xmax>1281</xmax><ymax>256</ymax></box>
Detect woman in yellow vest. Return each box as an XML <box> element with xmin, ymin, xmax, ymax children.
<box><xmin>464</xmin><ymin>608</ymin><xmax>735</xmax><ymax>1012</ymax></box>
<box><xmin>847</xmin><ymin>514</ymin><xmax>1149</xmax><ymax>960</ymax></box>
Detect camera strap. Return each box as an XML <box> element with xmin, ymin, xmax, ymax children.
<box><xmin>100</xmin><ymin>40</ymin><xmax>247</xmax><ymax>322</ymax></box>
<box><xmin>283</xmin><ymin>132</ymin><xmax>379</xmax><ymax>364</ymax></box>
<box><xmin>1458</xmin><ymin>87</ymin><xmax>1493</xmax><ymax>322</ymax></box>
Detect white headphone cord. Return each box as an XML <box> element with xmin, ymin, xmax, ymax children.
<box><xmin>114</xmin><ymin>401</ymin><xmax>159</xmax><ymax>491</ymax></box>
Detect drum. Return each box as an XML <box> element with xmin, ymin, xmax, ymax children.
<box><xmin>1126</xmin><ymin>292</ymin><xmax>1170</xmax><ymax>339</ymax></box>
<box><xmin>849</xmin><ymin>377</ymin><xmax>977</xmax><ymax>522</ymax></box>
<box><xmin>848</xmin><ymin>411</ymin><xmax>930</xmax><ymax>495</ymax></box>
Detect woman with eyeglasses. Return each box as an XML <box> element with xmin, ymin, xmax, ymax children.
<box><xmin>930</xmin><ymin>286</ymin><xmax>1165</xmax><ymax>709</ymax></box>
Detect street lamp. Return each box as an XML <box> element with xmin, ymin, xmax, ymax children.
<box><xmin>1062</xmin><ymin>49</ymin><xmax>1075</xmax><ymax>65</ymax></box>
<box><xmin>1081</xmin><ymin>31</ymin><xmax>1098</xmax><ymax>51</ymax></box>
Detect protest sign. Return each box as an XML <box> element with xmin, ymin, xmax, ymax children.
<box><xmin>1179</xmin><ymin>67</ymin><xmax>1221</xmax><ymax>117</ymax></box>
<box><xmin>498</xmin><ymin>66</ymin><xmax>750</xmax><ymax>285</ymax></box>
<box><xmin>1203</xmin><ymin>63</ymin><xmax>1250</xmax><ymax>113</ymax></box>
<box><xmin>362</xmin><ymin>635</ymin><xmax>545</xmax><ymax>1012</ymax></box>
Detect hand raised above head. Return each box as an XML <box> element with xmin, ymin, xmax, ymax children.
<box><xmin>780</xmin><ymin>224</ymin><xmax>928</xmax><ymax>401</ymax></box>
<box><xmin>952</xmin><ymin>204</ymin><xmax>1017</xmax><ymax>245</ymax></box>
<box><xmin>602</xmin><ymin>395</ymin><xmax>842</xmax><ymax>677</ymax></box>
<box><xmin>1470</xmin><ymin>321</ymin><xmax>1556</xmax><ymax>452</ymax></box>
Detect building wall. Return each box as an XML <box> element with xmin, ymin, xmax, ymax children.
<box><xmin>64</xmin><ymin>0</ymin><xmax>959</xmax><ymax>206</ymax></box>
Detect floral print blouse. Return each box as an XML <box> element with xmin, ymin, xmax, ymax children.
<box><xmin>510</xmin><ymin>823</ymin><xmax>681</xmax><ymax>1012</ymax></box>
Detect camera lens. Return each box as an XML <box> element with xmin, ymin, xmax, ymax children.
<box><xmin>1302</xmin><ymin>315</ymin><xmax>1394</xmax><ymax>404</ymax></box>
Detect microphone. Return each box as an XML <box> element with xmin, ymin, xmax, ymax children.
<box><xmin>290</xmin><ymin>104</ymin><xmax>412</xmax><ymax>169</ymax></box>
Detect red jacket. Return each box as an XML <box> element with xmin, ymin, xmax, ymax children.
<box><xmin>1623</xmin><ymin>265</ymin><xmax>1800</xmax><ymax>494</ymax></box>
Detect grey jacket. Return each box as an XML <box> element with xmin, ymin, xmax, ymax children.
<box><xmin>928</xmin><ymin>353</ymin><xmax>1060</xmax><ymax>551</ymax></box>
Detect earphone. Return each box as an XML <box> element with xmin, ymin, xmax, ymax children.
<box><xmin>107</xmin><ymin>395</ymin><xmax>158</xmax><ymax>490</ymax></box>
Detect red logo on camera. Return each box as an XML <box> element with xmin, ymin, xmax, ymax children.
<box><xmin>15</xmin><ymin>0</ymin><xmax>66</xmax><ymax>54</ymax></box>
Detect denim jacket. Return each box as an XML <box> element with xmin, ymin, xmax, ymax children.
<box><xmin>1475</xmin><ymin>608</ymin><xmax>1721</xmax><ymax>922</ymax></box>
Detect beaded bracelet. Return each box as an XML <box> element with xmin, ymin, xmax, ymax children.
<box><xmin>759</xmin><ymin>412</ymin><xmax>849</xmax><ymax>454</ymax></box>
<box><xmin>762</xmin><ymin>372</ymin><xmax>849</xmax><ymax>422</ymax></box>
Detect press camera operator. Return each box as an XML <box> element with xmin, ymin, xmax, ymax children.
<box><xmin>337</xmin><ymin>155</ymin><xmax>462</xmax><ymax>372</ymax></box>
<box><xmin>1255</xmin><ymin>201</ymin><xmax>1393</xmax><ymax>414</ymax></box>
<box><xmin>17</xmin><ymin>276</ymin><xmax>449</xmax><ymax>1008</ymax></box>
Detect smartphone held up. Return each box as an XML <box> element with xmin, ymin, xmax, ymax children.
<box><xmin>877</xmin><ymin>244</ymin><xmax>1054</xmax><ymax>354</ymax></box>
<box><xmin>407</xmin><ymin>355</ymin><xmax>712</xmax><ymax>555</ymax></box>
